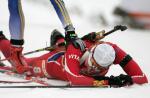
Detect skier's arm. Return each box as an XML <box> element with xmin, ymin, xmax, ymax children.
<box><xmin>92</xmin><ymin>42</ymin><xmax>148</xmax><ymax>87</ymax></box>
<box><xmin>110</xmin><ymin>42</ymin><xmax>148</xmax><ymax>84</ymax></box>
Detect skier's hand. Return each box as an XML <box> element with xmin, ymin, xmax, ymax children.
<box><xmin>108</xmin><ymin>74</ymin><xmax>133</xmax><ymax>87</ymax></box>
<box><xmin>65</xmin><ymin>31</ymin><xmax>86</xmax><ymax>52</ymax></box>
<box><xmin>81</xmin><ymin>30</ymin><xmax>105</xmax><ymax>42</ymax></box>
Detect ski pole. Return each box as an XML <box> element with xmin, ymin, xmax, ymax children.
<box><xmin>104</xmin><ymin>25</ymin><xmax>127</xmax><ymax>36</ymax></box>
<box><xmin>23</xmin><ymin>46</ymin><xmax>55</xmax><ymax>55</ymax></box>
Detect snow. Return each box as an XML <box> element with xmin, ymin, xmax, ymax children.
<box><xmin>0</xmin><ymin>0</ymin><xmax>150</xmax><ymax>98</ymax></box>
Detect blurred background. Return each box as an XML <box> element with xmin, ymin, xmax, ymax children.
<box><xmin>0</xmin><ymin>0</ymin><xmax>150</xmax><ymax>79</ymax></box>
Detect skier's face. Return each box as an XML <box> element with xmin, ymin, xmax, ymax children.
<box><xmin>89</xmin><ymin>54</ymin><xmax>109</xmax><ymax>71</ymax></box>
<box><xmin>84</xmin><ymin>52</ymin><xmax>109</xmax><ymax>76</ymax></box>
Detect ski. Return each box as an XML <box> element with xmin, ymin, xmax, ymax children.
<box><xmin>0</xmin><ymin>66</ymin><xmax>110</xmax><ymax>88</ymax></box>
<box><xmin>0</xmin><ymin>66</ymin><xmax>58</xmax><ymax>86</ymax></box>
<box><xmin>0</xmin><ymin>85</ymin><xmax>109</xmax><ymax>88</ymax></box>
<box><xmin>0</xmin><ymin>80</ymin><xmax>32</xmax><ymax>84</ymax></box>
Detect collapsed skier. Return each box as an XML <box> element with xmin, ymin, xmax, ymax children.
<box><xmin>0</xmin><ymin>30</ymin><xmax>148</xmax><ymax>87</ymax></box>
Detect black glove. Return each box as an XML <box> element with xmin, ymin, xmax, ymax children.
<box><xmin>65</xmin><ymin>31</ymin><xmax>86</xmax><ymax>52</ymax></box>
<box><xmin>108</xmin><ymin>74</ymin><xmax>133</xmax><ymax>87</ymax></box>
<box><xmin>93</xmin><ymin>75</ymin><xmax>110</xmax><ymax>80</ymax></box>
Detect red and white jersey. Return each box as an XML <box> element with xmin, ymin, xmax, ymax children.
<box><xmin>26</xmin><ymin>40</ymin><xmax>148</xmax><ymax>86</ymax></box>
<box><xmin>0</xmin><ymin>38</ymin><xmax>148</xmax><ymax>86</ymax></box>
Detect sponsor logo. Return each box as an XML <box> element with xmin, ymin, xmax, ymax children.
<box><xmin>69</xmin><ymin>54</ymin><xmax>79</xmax><ymax>61</ymax></box>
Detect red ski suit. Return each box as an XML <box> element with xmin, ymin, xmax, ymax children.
<box><xmin>0</xmin><ymin>38</ymin><xmax>148</xmax><ymax>86</ymax></box>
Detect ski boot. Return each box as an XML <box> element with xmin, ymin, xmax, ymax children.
<box><xmin>9</xmin><ymin>46</ymin><xmax>31</xmax><ymax>74</ymax></box>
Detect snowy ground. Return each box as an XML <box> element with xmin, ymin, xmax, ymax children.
<box><xmin>0</xmin><ymin>0</ymin><xmax>150</xmax><ymax>98</ymax></box>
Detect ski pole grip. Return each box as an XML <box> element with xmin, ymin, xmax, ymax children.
<box><xmin>104</xmin><ymin>25</ymin><xmax>127</xmax><ymax>36</ymax></box>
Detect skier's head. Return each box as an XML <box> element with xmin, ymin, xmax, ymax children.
<box><xmin>86</xmin><ymin>44</ymin><xmax>116</xmax><ymax>74</ymax></box>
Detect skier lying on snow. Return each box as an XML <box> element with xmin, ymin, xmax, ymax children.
<box><xmin>0</xmin><ymin>30</ymin><xmax>148</xmax><ymax>87</ymax></box>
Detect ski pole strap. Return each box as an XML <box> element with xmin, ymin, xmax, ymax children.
<box><xmin>119</xmin><ymin>54</ymin><xmax>132</xmax><ymax>68</ymax></box>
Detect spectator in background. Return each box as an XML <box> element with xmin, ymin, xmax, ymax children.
<box><xmin>114</xmin><ymin>0</ymin><xmax>150</xmax><ymax>29</ymax></box>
